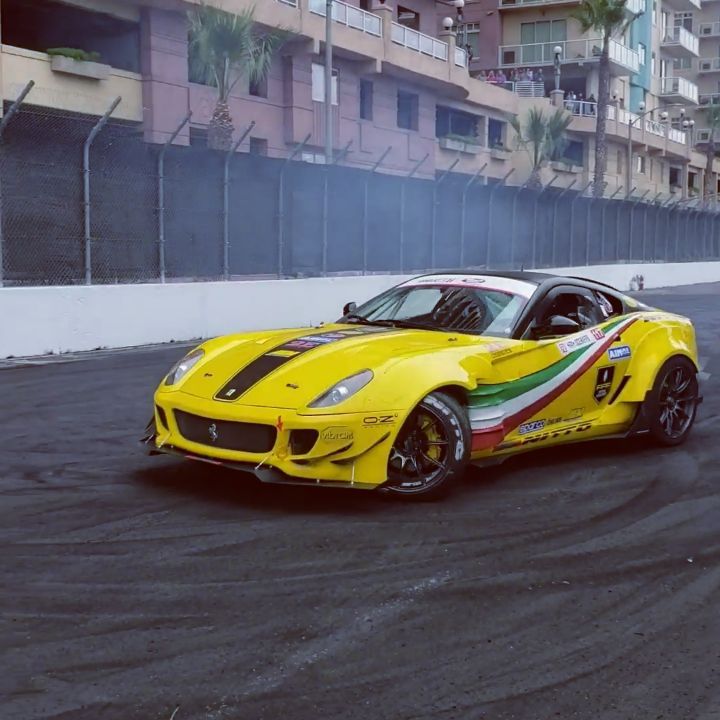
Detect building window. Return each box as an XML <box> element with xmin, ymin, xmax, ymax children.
<box><xmin>455</xmin><ymin>23</ymin><xmax>481</xmax><ymax>61</ymax></box>
<box><xmin>311</xmin><ymin>63</ymin><xmax>338</xmax><ymax>104</ymax></box>
<box><xmin>563</xmin><ymin>140</ymin><xmax>584</xmax><ymax>166</ymax></box>
<box><xmin>651</xmin><ymin>52</ymin><xmax>656</xmax><ymax>76</ymax></box>
<box><xmin>488</xmin><ymin>118</ymin><xmax>506</xmax><ymax>149</ymax></box>
<box><xmin>674</xmin><ymin>12</ymin><xmax>693</xmax><ymax>32</ymax></box>
<box><xmin>638</xmin><ymin>42</ymin><xmax>646</xmax><ymax>66</ymax></box>
<box><xmin>520</xmin><ymin>21</ymin><xmax>567</xmax><ymax>63</ymax></box>
<box><xmin>669</xmin><ymin>166</ymin><xmax>681</xmax><ymax>187</ymax></box>
<box><xmin>397</xmin><ymin>5</ymin><xmax>420</xmax><ymax>30</ymax></box>
<box><xmin>359</xmin><ymin>0</ymin><xmax>371</xmax><ymax>9</ymax></box>
<box><xmin>635</xmin><ymin>155</ymin><xmax>646</xmax><ymax>174</ymax></box>
<box><xmin>436</xmin><ymin>106</ymin><xmax>480</xmax><ymax>141</ymax></box>
<box><xmin>249</xmin><ymin>137</ymin><xmax>268</xmax><ymax>156</ymax></box>
<box><xmin>673</xmin><ymin>57</ymin><xmax>692</xmax><ymax>70</ymax></box>
<box><xmin>1</xmin><ymin>0</ymin><xmax>141</xmax><ymax>72</ymax></box>
<box><xmin>653</xmin><ymin>0</ymin><xmax>657</xmax><ymax>25</ymax></box>
<box><xmin>617</xmin><ymin>151</ymin><xmax>623</xmax><ymax>174</ymax></box>
<box><xmin>190</xmin><ymin>127</ymin><xmax>208</xmax><ymax>148</ymax></box>
<box><xmin>249</xmin><ymin>75</ymin><xmax>268</xmax><ymax>98</ymax></box>
<box><xmin>397</xmin><ymin>91</ymin><xmax>419</xmax><ymax>131</ymax></box>
<box><xmin>360</xmin><ymin>79</ymin><xmax>374</xmax><ymax>120</ymax></box>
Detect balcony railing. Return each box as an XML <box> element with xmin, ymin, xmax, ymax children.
<box><xmin>498</xmin><ymin>0</ymin><xmax>579</xmax><ymax>7</ymax></box>
<box><xmin>659</xmin><ymin>76</ymin><xmax>699</xmax><ymax>103</ymax></box>
<box><xmin>277</xmin><ymin>0</ymin><xmax>298</xmax><ymax>5</ymax></box>
<box><xmin>391</xmin><ymin>22</ymin><xmax>448</xmax><ymax>61</ymax></box>
<box><xmin>698</xmin><ymin>57</ymin><xmax>720</xmax><ymax>73</ymax></box>
<box><xmin>700</xmin><ymin>92</ymin><xmax>720</xmax><ymax>106</ymax></box>
<box><xmin>569</xmin><ymin>103</ymin><xmax>689</xmax><ymax>144</ymax></box>
<box><xmin>699</xmin><ymin>22</ymin><xmax>720</xmax><ymax>38</ymax></box>
<box><xmin>455</xmin><ymin>46</ymin><xmax>468</xmax><ymax>67</ymax></box>
<box><xmin>499</xmin><ymin>37</ymin><xmax>638</xmax><ymax>73</ymax></box>
<box><xmin>661</xmin><ymin>26</ymin><xmax>700</xmax><ymax>55</ymax></box>
<box><xmin>309</xmin><ymin>0</ymin><xmax>382</xmax><ymax>37</ymax></box>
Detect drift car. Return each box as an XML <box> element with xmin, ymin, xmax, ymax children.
<box><xmin>143</xmin><ymin>271</ymin><xmax>701</xmax><ymax>499</ymax></box>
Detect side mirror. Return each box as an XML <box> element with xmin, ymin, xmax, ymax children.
<box><xmin>343</xmin><ymin>301</ymin><xmax>357</xmax><ymax>316</ymax></box>
<box><xmin>534</xmin><ymin>315</ymin><xmax>580</xmax><ymax>339</ymax></box>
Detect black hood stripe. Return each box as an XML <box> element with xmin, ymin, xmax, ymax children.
<box><xmin>214</xmin><ymin>326</ymin><xmax>393</xmax><ymax>402</ymax></box>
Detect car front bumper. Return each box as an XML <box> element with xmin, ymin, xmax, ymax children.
<box><xmin>143</xmin><ymin>392</ymin><xmax>401</xmax><ymax>489</ymax></box>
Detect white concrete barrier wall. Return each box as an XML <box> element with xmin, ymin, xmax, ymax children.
<box><xmin>2</xmin><ymin>261</ymin><xmax>719</xmax><ymax>359</ymax></box>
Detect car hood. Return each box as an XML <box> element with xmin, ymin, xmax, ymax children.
<box><xmin>173</xmin><ymin>323</ymin><xmax>507</xmax><ymax>410</ymax></box>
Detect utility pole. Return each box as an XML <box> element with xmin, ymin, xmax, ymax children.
<box><xmin>325</xmin><ymin>0</ymin><xmax>333</xmax><ymax>164</ymax></box>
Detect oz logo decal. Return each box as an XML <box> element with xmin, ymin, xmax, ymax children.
<box><xmin>594</xmin><ymin>366</ymin><xmax>615</xmax><ymax>403</ymax></box>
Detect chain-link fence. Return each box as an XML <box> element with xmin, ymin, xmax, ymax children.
<box><xmin>1</xmin><ymin>93</ymin><xmax>719</xmax><ymax>287</ymax></box>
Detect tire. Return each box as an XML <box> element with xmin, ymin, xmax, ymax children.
<box><xmin>646</xmin><ymin>356</ymin><xmax>699</xmax><ymax>447</ymax></box>
<box><xmin>384</xmin><ymin>392</ymin><xmax>471</xmax><ymax>500</ymax></box>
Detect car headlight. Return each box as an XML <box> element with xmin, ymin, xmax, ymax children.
<box><xmin>164</xmin><ymin>348</ymin><xmax>204</xmax><ymax>386</ymax></box>
<box><xmin>309</xmin><ymin>370</ymin><xmax>374</xmax><ymax>408</ymax></box>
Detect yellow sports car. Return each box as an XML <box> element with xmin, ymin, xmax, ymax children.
<box><xmin>143</xmin><ymin>271</ymin><xmax>702</xmax><ymax>499</ymax></box>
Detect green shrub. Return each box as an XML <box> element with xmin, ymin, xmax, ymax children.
<box><xmin>47</xmin><ymin>47</ymin><xmax>101</xmax><ymax>63</ymax></box>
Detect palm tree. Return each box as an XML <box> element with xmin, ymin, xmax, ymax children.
<box><xmin>571</xmin><ymin>0</ymin><xmax>638</xmax><ymax>197</ymax></box>
<box><xmin>509</xmin><ymin>107</ymin><xmax>572</xmax><ymax>189</ymax></box>
<box><xmin>702</xmin><ymin>105</ymin><xmax>720</xmax><ymax>202</ymax></box>
<box><xmin>188</xmin><ymin>4</ymin><xmax>286</xmax><ymax>150</ymax></box>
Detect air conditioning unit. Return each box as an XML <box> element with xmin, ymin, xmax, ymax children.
<box><xmin>701</xmin><ymin>26</ymin><xmax>712</xmax><ymax>36</ymax></box>
<box><xmin>700</xmin><ymin>60</ymin><xmax>712</xmax><ymax>71</ymax></box>
<box><xmin>696</xmin><ymin>129</ymin><xmax>712</xmax><ymax>142</ymax></box>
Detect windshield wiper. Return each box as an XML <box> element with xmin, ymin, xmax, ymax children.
<box><xmin>344</xmin><ymin>315</ymin><xmax>436</xmax><ymax>331</ymax></box>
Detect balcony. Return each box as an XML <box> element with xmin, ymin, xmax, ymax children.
<box><xmin>699</xmin><ymin>22</ymin><xmax>720</xmax><ymax>39</ymax></box>
<box><xmin>308</xmin><ymin>0</ymin><xmax>382</xmax><ymax>37</ymax></box>
<box><xmin>1</xmin><ymin>45</ymin><xmax>142</xmax><ymax>121</ymax></box>
<box><xmin>391</xmin><ymin>22</ymin><xmax>448</xmax><ymax>61</ymax></box>
<box><xmin>659</xmin><ymin>76</ymin><xmax>699</xmax><ymax>104</ymax></box>
<box><xmin>698</xmin><ymin>57</ymin><xmax>720</xmax><ymax>73</ymax></box>
<box><xmin>663</xmin><ymin>0</ymin><xmax>700</xmax><ymax>10</ymax></box>
<box><xmin>660</xmin><ymin>27</ymin><xmax>700</xmax><ymax>58</ymax></box>
<box><xmin>498</xmin><ymin>37</ymin><xmax>639</xmax><ymax>75</ymax></box>
<box><xmin>699</xmin><ymin>92</ymin><xmax>720</xmax><ymax>107</ymax></box>
<box><xmin>455</xmin><ymin>46</ymin><xmax>468</xmax><ymax>68</ymax></box>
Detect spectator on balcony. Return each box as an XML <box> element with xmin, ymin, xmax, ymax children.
<box><xmin>510</xmin><ymin>69</ymin><xmax>518</xmax><ymax>83</ymax></box>
<box><xmin>478</xmin><ymin>69</ymin><xmax>487</xmax><ymax>81</ymax></box>
<box><xmin>497</xmin><ymin>70</ymin><xmax>507</xmax><ymax>85</ymax></box>
<box><xmin>465</xmin><ymin>44</ymin><xmax>474</xmax><ymax>61</ymax></box>
<box><xmin>536</xmin><ymin>68</ymin><xmax>544</xmax><ymax>85</ymax></box>
<box><xmin>527</xmin><ymin>68</ymin><xmax>535</xmax><ymax>81</ymax></box>
<box><xmin>518</xmin><ymin>68</ymin><xmax>528</xmax><ymax>81</ymax></box>
<box><xmin>587</xmin><ymin>94</ymin><xmax>597</xmax><ymax>115</ymax></box>
<box><xmin>487</xmin><ymin>70</ymin><xmax>497</xmax><ymax>83</ymax></box>
<box><xmin>578</xmin><ymin>92</ymin><xmax>585</xmax><ymax>114</ymax></box>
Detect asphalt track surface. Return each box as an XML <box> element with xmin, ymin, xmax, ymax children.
<box><xmin>2</xmin><ymin>283</ymin><xmax>720</xmax><ymax>720</ymax></box>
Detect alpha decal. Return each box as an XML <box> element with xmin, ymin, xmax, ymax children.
<box><xmin>594</xmin><ymin>366</ymin><xmax>615</xmax><ymax>403</ymax></box>
<box><xmin>608</xmin><ymin>345</ymin><xmax>632</xmax><ymax>361</ymax></box>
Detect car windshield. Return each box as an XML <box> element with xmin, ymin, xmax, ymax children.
<box><xmin>341</xmin><ymin>277</ymin><xmax>534</xmax><ymax>337</ymax></box>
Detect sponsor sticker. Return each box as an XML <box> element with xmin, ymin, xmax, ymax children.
<box><xmin>608</xmin><ymin>345</ymin><xmax>632</xmax><ymax>361</ymax></box>
<box><xmin>519</xmin><ymin>420</ymin><xmax>545</xmax><ymax>435</ymax></box>
<box><xmin>591</xmin><ymin>328</ymin><xmax>606</xmax><ymax>341</ymax></box>
<box><xmin>363</xmin><ymin>414</ymin><xmax>397</xmax><ymax>426</ymax></box>
<box><xmin>557</xmin><ymin>333</ymin><xmax>595</xmax><ymax>356</ymax></box>
<box><xmin>321</xmin><ymin>427</ymin><xmax>354</xmax><ymax>442</ymax></box>
<box><xmin>496</xmin><ymin>422</ymin><xmax>593</xmax><ymax>450</ymax></box>
<box><xmin>594</xmin><ymin>366</ymin><xmax>615</xmax><ymax>403</ymax></box>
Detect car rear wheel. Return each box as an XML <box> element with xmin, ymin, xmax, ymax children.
<box><xmin>384</xmin><ymin>392</ymin><xmax>471</xmax><ymax>500</ymax></box>
<box><xmin>646</xmin><ymin>356</ymin><xmax>699</xmax><ymax>447</ymax></box>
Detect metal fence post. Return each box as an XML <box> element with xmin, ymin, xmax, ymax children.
<box><xmin>551</xmin><ymin>180</ymin><xmax>576</xmax><ymax>267</ymax></box>
<box><xmin>569</xmin><ymin>181</ymin><xmax>591</xmax><ymax>267</ymax></box>
<box><xmin>615</xmin><ymin>186</ymin><xmax>635</xmax><ymax>261</ymax></box>
<box><xmin>83</xmin><ymin>96</ymin><xmax>121</xmax><ymax>286</ymax></box>
<box><xmin>0</xmin><ymin>80</ymin><xmax>34</xmax><ymax>287</ymax></box>
<box><xmin>277</xmin><ymin>133</ymin><xmax>310</xmax><ymax>278</ymax></box>
<box><xmin>322</xmin><ymin>140</ymin><xmax>352</xmax><ymax>276</ymax></box>
<box><xmin>363</xmin><ymin>146</ymin><xmax>391</xmax><ymax>275</ymax></box>
<box><xmin>645</xmin><ymin>192</ymin><xmax>663</xmax><ymax>261</ymax></box>
<box><xmin>663</xmin><ymin>197</ymin><xmax>676</xmax><ymax>261</ymax></box>
<box><xmin>399</xmin><ymin>153</ymin><xmax>428</xmax><ymax>273</ymax></box>
<box><xmin>158</xmin><ymin>111</ymin><xmax>192</xmax><ymax>284</ymax></box>
<box><xmin>459</xmin><ymin>163</ymin><xmax>486</xmax><ymax>268</ymax></box>
<box><xmin>432</xmin><ymin>158</ymin><xmax>459</xmax><ymax>270</ymax></box>
<box><xmin>600</xmin><ymin>186</ymin><xmax>622</xmax><ymax>263</ymax></box>
<box><xmin>628</xmin><ymin>190</ymin><xmax>649</xmax><ymax>261</ymax></box>
<box><xmin>486</xmin><ymin>169</ymin><xmax>514</xmax><ymax>269</ymax></box>
<box><xmin>531</xmin><ymin>175</ymin><xmax>557</xmax><ymax>268</ymax></box>
<box><xmin>222</xmin><ymin>121</ymin><xmax>255</xmax><ymax>281</ymax></box>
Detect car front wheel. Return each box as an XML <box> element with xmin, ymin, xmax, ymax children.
<box><xmin>384</xmin><ymin>392</ymin><xmax>471</xmax><ymax>500</ymax></box>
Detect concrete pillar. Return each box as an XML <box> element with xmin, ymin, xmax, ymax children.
<box><xmin>439</xmin><ymin>28</ymin><xmax>456</xmax><ymax>79</ymax></box>
<box><xmin>375</xmin><ymin>5</ymin><xmax>394</xmax><ymax>57</ymax></box>
<box><xmin>141</xmin><ymin>7</ymin><xmax>190</xmax><ymax>145</ymax></box>
<box><xmin>586</xmin><ymin>68</ymin><xmax>599</xmax><ymax>98</ymax></box>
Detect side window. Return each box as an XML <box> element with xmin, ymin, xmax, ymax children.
<box><xmin>539</xmin><ymin>290</ymin><xmax>604</xmax><ymax>330</ymax></box>
<box><xmin>594</xmin><ymin>290</ymin><xmax>622</xmax><ymax>318</ymax></box>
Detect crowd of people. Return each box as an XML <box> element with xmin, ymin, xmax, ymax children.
<box><xmin>564</xmin><ymin>91</ymin><xmax>597</xmax><ymax>115</ymax></box>
<box><xmin>477</xmin><ymin>68</ymin><xmax>546</xmax><ymax>85</ymax></box>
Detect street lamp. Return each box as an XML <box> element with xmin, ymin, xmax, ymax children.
<box><xmin>626</xmin><ymin>103</ymin><xmax>684</xmax><ymax>198</ymax></box>
<box><xmin>437</xmin><ymin>0</ymin><xmax>466</xmax><ymax>49</ymax></box>
<box><xmin>553</xmin><ymin>45</ymin><xmax>562</xmax><ymax>92</ymax></box>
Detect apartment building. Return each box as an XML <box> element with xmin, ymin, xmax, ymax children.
<box><xmin>0</xmin><ymin>0</ymin><xmax>716</xmax><ymax>195</ymax></box>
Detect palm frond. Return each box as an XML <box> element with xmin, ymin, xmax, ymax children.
<box><xmin>571</xmin><ymin>0</ymin><xmax>629</xmax><ymax>37</ymax></box>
